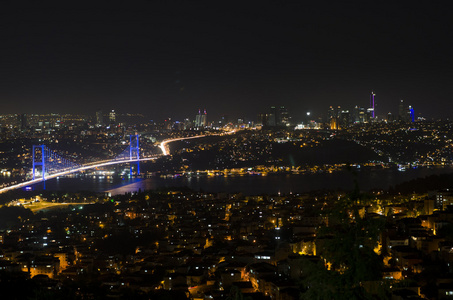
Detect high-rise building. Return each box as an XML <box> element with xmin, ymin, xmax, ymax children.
<box><xmin>18</xmin><ymin>114</ymin><xmax>28</xmax><ymax>132</ymax></box>
<box><xmin>366</xmin><ymin>108</ymin><xmax>374</xmax><ymax>122</ymax></box>
<box><xmin>96</xmin><ymin>110</ymin><xmax>103</xmax><ymax>126</ymax></box>
<box><xmin>279</xmin><ymin>106</ymin><xmax>289</xmax><ymax>126</ymax></box>
<box><xmin>109</xmin><ymin>110</ymin><xmax>116</xmax><ymax>124</ymax></box>
<box><xmin>353</xmin><ymin>106</ymin><xmax>364</xmax><ymax>123</ymax></box>
<box><xmin>269</xmin><ymin>106</ymin><xmax>278</xmax><ymax>126</ymax></box>
<box><xmin>409</xmin><ymin>106</ymin><xmax>415</xmax><ymax>122</ymax></box>
<box><xmin>398</xmin><ymin>100</ymin><xmax>412</xmax><ymax>122</ymax></box>
<box><xmin>195</xmin><ymin>110</ymin><xmax>202</xmax><ymax>127</ymax></box>
<box><xmin>184</xmin><ymin>118</ymin><xmax>192</xmax><ymax>129</ymax></box>
<box><xmin>340</xmin><ymin>110</ymin><xmax>350</xmax><ymax>128</ymax></box>
<box><xmin>260</xmin><ymin>106</ymin><xmax>289</xmax><ymax>127</ymax></box>
<box><xmin>195</xmin><ymin>109</ymin><xmax>207</xmax><ymax>128</ymax></box>
<box><xmin>369</xmin><ymin>91</ymin><xmax>376</xmax><ymax>119</ymax></box>
<box><xmin>258</xmin><ymin>113</ymin><xmax>269</xmax><ymax>127</ymax></box>
<box><xmin>202</xmin><ymin>109</ymin><xmax>207</xmax><ymax>127</ymax></box>
<box><xmin>398</xmin><ymin>100</ymin><xmax>404</xmax><ymax>121</ymax></box>
<box><xmin>327</xmin><ymin>106</ymin><xmax>335</xmax><ymax>120</ymax></box>
<box><xmin>164</xmin><ymin>118</ymin><xmax>172</xmax><ymax>130</ymax></box>
<box><xmin>327</xmin><ymin>106</ymin><xmax>342</xmax><ymax>128</ymax></box>
<box><xmin>330</xmin><ymin>117</ymin><xmax>338</xmax><ymax>130</ymax></box>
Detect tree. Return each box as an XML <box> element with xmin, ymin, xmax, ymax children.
<box><xmin>226</xmin><ymin>286</ymin><xmax>251</xmax><ymax>300</ymax></box>
<box><xmin>0</xmin><ymin>206</ymin><xmax>34</xmax><ymax>229</ymax></box>
<box><xmin>300</xmin><ymin>184</ymin><xmax>387</xmax><ymax>299</ymax></box>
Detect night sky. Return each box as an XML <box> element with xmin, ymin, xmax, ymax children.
<box><xmin>1</xmin><ymin>0</ymin><xmax>452</xmax><ymax>122</ymax></box>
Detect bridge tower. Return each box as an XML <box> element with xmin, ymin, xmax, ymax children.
<box><xmin>129</xmin><ymin>134</ymin><xmax>140</xmax><ymax>176</ymax></box>
<box><xmin>32</xmin><ymin>145</ymin><xmax>46</xmax><ymax>188</ymax></box>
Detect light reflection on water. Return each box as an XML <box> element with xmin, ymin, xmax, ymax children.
<box><xmin>105</xmin><ymin>167</ymin><xmax>453</xmax><ymax>195</ymax></box>
<box><xmin>13</xmin><ymin>166</ymin><xmax>453</xmax><ymax>196</ymax></box>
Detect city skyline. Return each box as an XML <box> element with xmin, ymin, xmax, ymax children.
<box><xmin>0</xmin><ymin>98</ymin><xmax>418</xmax><ymax>127</ymax></box>
<box><xmin>2</xmin><ymin>2</ymin><xmax>453</xmax><ymax>297</ymax></box>
<box><xmin>1</xmin><ymin>1</ymin><xmax>452</xmax><ymax>120</ymax></box>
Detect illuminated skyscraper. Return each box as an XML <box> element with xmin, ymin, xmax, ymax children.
<box><xmin>195</xmin><ymin>109</ymin><xmax>207</xmax><ymax>128</ymax></box>
<box><xmin>260</xmin><ymin>106</ymin><xmax>289</xmax><ymax>127</ymax></box>
<box><xmin>409</xmin><ymin>106</ymin><xmax>415</xmax><ymax>122</ymax></box>
<box><xmin>327</xmin><ymin>106</ymin><xmax>342</xmax><ymax>127</ymax></box>
<box><xmin>328</xmin><ymin>106</ymin><xmax>335</xmax><ymax>121</ymax></box>
<box><xmin>353</xmin><ymin>106</ymin><xmax>365</xmax><ymax>123</ymax></box>
<box><xmin>370</xmin><ymin>91</ymin><xmax>376</xmax><ymax>118</ymax></box>
<box><xmin>398</xmin><ymin>100</ymin><xmax>405</xmax><ymax>121</ymax></box>
<box><xmin>109</xmin><ymin>110</ymin><xmax>116</xmax><ymax>124</ymax></box>
<box><xmin>366</xmin><ymin>108</ymin><xmax>374</xmax><ymax>122</ymax></box>
<box><xmin>279</xmin><ymin>106</ymin><xmax>289</xmax><ymax>126</ymax></box>
<box><xmin>340</xmin><ymin>110</ymin><xmax>350</xmax><ymax>128</ymax></box>
<box><xmin>195</xmin><ymin>109</ymin><xmax>202</xmax><ymax>127</ymax></box>
<box><xmin>330</xmin><ymin>117</ymin><xmax>338</xmax><ymax>130</ymax></box>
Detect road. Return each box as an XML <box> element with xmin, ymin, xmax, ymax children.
<box><xmin>159</xmin><ymin>130</ymin><xmax>236</xmax><ymax>155</ymax></box>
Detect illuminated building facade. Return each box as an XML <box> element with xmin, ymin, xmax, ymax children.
<box><xmin>370</xmin><ymin>91</ymin><xmax>376</xmax><ymax>119</ymax></box>
<box><xmin>340</xmin><ymin>110</ymin><xmax>350</xmax><ymax>128</ymax></box>
<box><xmin>259</xmin><ymin>106</ymin><xmax>289</xmax><ymax>127</ymax></box>
<box><xmin>195</xmin><ymin>109</ymin><xmax>207</xmax><ymax>128</ymax></box>
<box><xmin>109</xmin><ymin>110</ymin><xmax>116</xmax><ymax>124</ymax></box>
<box><xmin>330</xmin><ymin>117</ymin><xmax>338</xmax><ymax>130</ymax></box>
<box><xmin>279</xmin><ymin>106</ymin><xmax>290</xmax><ymax>126</ymax></box>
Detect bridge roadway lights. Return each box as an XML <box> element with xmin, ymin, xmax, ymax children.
<box><xmin>0</xmin><ymin>156</ymin><xmax>159</xmax><ymax>195</ymax></box>
<box><xmin>1</xmin><ymin>132</ymin><xmax>236</xmax><ymax>194</ymax></box>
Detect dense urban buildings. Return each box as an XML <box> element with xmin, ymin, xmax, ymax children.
<box><xmin>2</xmin><ymin>0</ymin><xmax>452</xmax><ymax>299</ymax></box>
<box><xmin>0</xmin><ymin>110</ymin><xmax>453</xmax><ymax>299</ymax></box>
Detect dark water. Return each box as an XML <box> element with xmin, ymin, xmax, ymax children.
<box><xmin>20</xmin><ymin>166</ymin><xmax>453</xmax><ymax>195</ymax></box>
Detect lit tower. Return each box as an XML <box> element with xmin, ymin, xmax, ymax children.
<box><xmin>202</xmin><ymin>109</ymin><xmax>207</xmax><ymax>127</ymax></box>
<box><xmin>409</xmin><ymin>106</ymin><xmax>415</xmax><ymax>122</ymax></box>
<box><xmin>195</xmin><ymin>109</ymin><xmax>202</xmax><ymax>128</ymax></box>
<box><xmin>370</xmin><ymin>91</ymin><xmax>376</xmax><ymax>118</ymax></box>
<box><xmin>398</xmin><ymin>100</ymin><xmax>405</xmax><ymax>121</ymax></box>
<box><xmin>129</xmin><ymin>134</ymin><xmax>140</xmax><ymax>176</ymax></box>
<box><xmin>109</xmin><ymin>110</ymin><xmax>116</xmax><ymax>124</ymax></box>
<box><xmin>195</xmin><ymin>109</ymin><xmax>207</xmax><ymax>128</ymax></box>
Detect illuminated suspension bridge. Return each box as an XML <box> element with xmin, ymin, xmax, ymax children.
<box><xmin>0</xmin><ymin>134</ymin><xmax>155</xmax><ymax>194</ymax></box>
<box><xmin>0</xmin><ymin>131</ymin><xmax>236</xmax><ymax>194</ymax></box>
